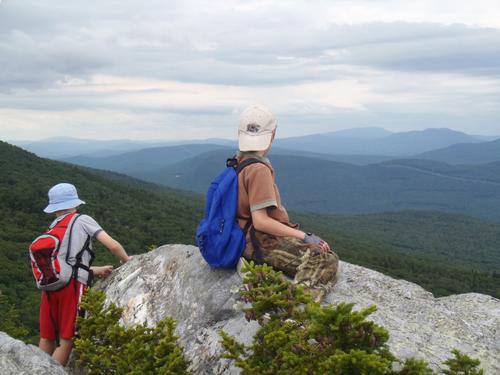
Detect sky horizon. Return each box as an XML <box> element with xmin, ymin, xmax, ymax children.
<box><xmin>1</xmin><ymin>1</ymin><xmax>500</xmax><ymax>140</ymax></box>
<box><xmin>6</xmin><ymin>126</ymin><xmax>499</xmax><ymax>143</ymax></box>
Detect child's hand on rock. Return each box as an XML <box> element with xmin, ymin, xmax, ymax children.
<box><xmin>91</xmin><ymin>265</ymin><xmax>114</xmax><ymax>278</ymax></box>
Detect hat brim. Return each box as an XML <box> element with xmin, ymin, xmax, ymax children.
<box><xmin>239</xmin><ymin>132</ymin><xmax>273</xmax><ymax>152</ymax></box>
<box><xmin>44</xmin><ymin>199</ymin><xmax>85</xmax><ymax>213</ymax></box>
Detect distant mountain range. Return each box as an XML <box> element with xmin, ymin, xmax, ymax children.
<box><xmin>11</xmin><ymin>136</ymin><xmax>234</xmax><ymax>159</ymax></box>
<box><xmin>65</xmin><ymin>144</ymin><xmax>229</xmax><ymax>175</ymax></box>
<box><xmin>274</xmin><ymin>128</ymin><xmax>485</xmax><ymax>156</ymax></box>
<box><xmin>415</xmin><ymin>138</ymin><xmax>500</xmax><ymax>164</ymax></box>
<box><xmin>61</xmin><ymin>146</ymin><xmax>500</xmax><ymax>223</ymax></box>
<box><xmin>12</xmin><ymin>127</ymin><xmax>498</xmax><ymax>160</ymax></box>
<box><xmin>65</xmin><ymin>143</ymin><xmax>398</xmax><ymax>173</ymax></box>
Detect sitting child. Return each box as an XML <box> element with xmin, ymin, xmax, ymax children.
<box><xmin>236</xmin><ymin>105</ymin><xmax>339</xmax><ymax>301</ymax></box>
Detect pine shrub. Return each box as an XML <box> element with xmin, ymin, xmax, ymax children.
<box><xmin>442</xmin><ymin>350</ymin><xmax>484</xmax><ymax>375</ymax></box>
<box><xmin>0</xmin><ymin>293</ymin><xmax>29</xmax><ymax>341</ymax></box>
<box><xmin>74</xmin><ymin>289</ymin><xmax>190</xmax><ymax>375</ymax></box>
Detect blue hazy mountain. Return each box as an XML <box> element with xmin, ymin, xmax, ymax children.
<box><xmin>65</xmin><ymin>144</ymin><xmax>232</xmax><ymax>174</ymax></box>
<box><xmin>415</xmin><ymin>138</ymin><xmax>500</xmax><ymax>164</ymax></box>
<box><xmin>13</xmin><ymin>127</ymin><xmax>487</xmax><ymax>160</ymax></box>
<box><xmin>65</xmin><ymin>142</ymin><xmax>395</xmax><ymax>172</ymax></box>
<box><xmin>275</xmin><ymin>128</ymin><xmax>482</xmax><ymax>156</ymax></box>
<box><xmin>120</xmin><ymin>149</ymin><xmax>500</xmax><ymax>222</ymax></box>
<box><xmin>12</xmin><ymin>136</ymin><xmax>234</xmax><ymax>159</ymax></box>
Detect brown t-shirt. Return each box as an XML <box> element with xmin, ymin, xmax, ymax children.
<box><xmin>237</xmin><ymin>153</ymin><xmax>295</xmax><ymax>230</ymax></box>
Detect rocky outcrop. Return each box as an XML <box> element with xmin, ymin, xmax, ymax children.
<box><xmin>100</xmin><ymin>244</ymin><xmax>500</xmax><ymax>374</ymax></box>
<box><xmin>0</xmin><ymin>331</ymin><xmax>68</xmax><ymax>375</ymax></box>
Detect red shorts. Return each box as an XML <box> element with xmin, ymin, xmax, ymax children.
<box><xmin>40</xmin><ymin>279</ymin><xmax>87</xmax><ymax>340</ymax></box>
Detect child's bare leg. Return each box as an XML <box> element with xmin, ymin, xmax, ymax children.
<box><xmin>52</xmin><ymin>338</ymin><xmax>73</xmax><ymax>366</ymax></box>
<box><xmin>39</xmin><ymin>338</ymin><xmax>56</xmax><ymax>355</ymax></box>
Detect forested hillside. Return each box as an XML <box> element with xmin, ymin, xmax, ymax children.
<box><xmin>1</xmin><ymin>141</ymin><xmax>499</xmax><ymax>343</ymax></box>
<box><xmin>416</xmin><ymin>138</ymin><xmax>500</xmax><ymax>164</ymax></box>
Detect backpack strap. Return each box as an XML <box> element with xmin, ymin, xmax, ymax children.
<box><xmin>237</xmin><ymin>158</ymin><xmax>264</xmax><ymax>175</ymax></box>
<box><xmin>64</xmin><ymin>214</ymin><xmax>82</xmax><ymax>264</ymax></box>
<box><xmin>74</xmin><ymin>235</ymin><xmax>96</xmax><ymax>286</ymax></box>
<box><xmin>64</xmin><ymin>214</ymin><xmax>96</xmax><ymax>286</ymax></box>
<box><xmin>231</xmin><ymin>157</ymin><xmax>268</xmax><ymax>261</ymax></box>
<box><xmin>226</xmin><ymin>157</ymin><xmax>265</xmax><ymax>174</ymax></box>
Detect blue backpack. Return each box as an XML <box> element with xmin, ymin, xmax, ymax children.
<box><xmin>195</xmin><ymin>157</ymin><xmax>262</xmax><ymax>268</ymax></box>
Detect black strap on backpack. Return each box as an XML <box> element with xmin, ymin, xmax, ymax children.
<box><xmin>228</xmin><ymin>157</ymin><xmax>267</xmax><ymax>263</ymax></box>
<box><xmin>64</xmin><ymin>215</ymin><xmax>96</xmax><ymax>287</ymax></box>
<box><xmin>73</xmin><ymin>235</ymin><xmax>96</xmax><ymax>287</ymax></box>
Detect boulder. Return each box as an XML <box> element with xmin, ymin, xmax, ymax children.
<box><xmin>99</xmin><ymin>244</ymin><xmax>500</xmax><ymax>374</ymax></box>
<box><xmin>0</xmin><ymin>331</ymin><xmax>68</xmax><ymax>375</ymax></box>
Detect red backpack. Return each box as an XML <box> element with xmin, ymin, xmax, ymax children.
<box><xmin>29</xmin><ymin>213</ymin><xmax>94</xmax><ymax>291</ymax></box>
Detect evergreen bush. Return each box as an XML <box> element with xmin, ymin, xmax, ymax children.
<box><xmin>74</xmin><ymin>289</ymin><xmax>190</xmax><ymax>375</ymax></box>
<box><xmin>0</xmin><ymin>293</ymin><xmax>29</xmax><ymax>341</ymax></box>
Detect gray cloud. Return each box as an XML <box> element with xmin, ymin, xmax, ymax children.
<box><xmin>2</xmin><ymin>0</ymin><xmax>500</xmax><ymax>91</ymax></box>
<box><xmin>1</xmin><ymin>0</ymin><xmax>500</xmax><ymax>139</ymax></box>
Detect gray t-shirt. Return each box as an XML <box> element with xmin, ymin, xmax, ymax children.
<box><xmin>50</xmin><ymin>213</ymin><xmax>103</xmax><ymax>285</ymax></box>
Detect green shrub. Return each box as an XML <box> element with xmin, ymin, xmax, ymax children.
<box><xmin>0</xmin><ymin>293</ymin><xmax>29</xmax><ymax>341</ymax></box>
<box><xmin>442</xmin><ymin>350</ymin><xmax>484</xmax><ymax>375</ymax></box>
<box><xmin>74</xmin><ymin>289</ymin><xmax>190</xmax><ymax>375</ymax></box>
<box><xmin>221</xmin><ymin>262</ymin><xmax>484</xmax><ymax>375</ymax></box>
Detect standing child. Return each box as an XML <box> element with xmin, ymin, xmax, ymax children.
<box><xmin>31</xmin><ymin>183</ymin><xmax>132</xmax><ymax>366</ymax></box>
<box><xmin>236</xmin><ymin>105</ymin><xmax>339</xmax><ymax>301</ymax></box>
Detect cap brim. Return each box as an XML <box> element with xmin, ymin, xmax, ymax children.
<box><xmin>44</xmin><ymin>199</ymin><xmax>85</xmax><ymax>213</ymax></box>
<box><xmin>239</xmin><ymin>132</ymin><xmax>273</xmax><ymax>152</ymax></box>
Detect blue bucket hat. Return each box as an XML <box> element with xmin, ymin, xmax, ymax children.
<box><xmin>44</xmin><ymin>183</ymin><xmax>86</xmax><ymax>213</ymax></box>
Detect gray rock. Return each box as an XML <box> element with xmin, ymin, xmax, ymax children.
<box><xmin>0</xmin><ymin>331</ymin><xmax>68</xmax><ymax>375</ymax></box>
<box><xmin>99</xmin><ymin>244</ymin><xmax>499</xmax><ymax>374</ymax></box>
<box><xmin>325</xmin><ymin>262</ymin><xmax>500</xmax><ymax>374</ymax></box>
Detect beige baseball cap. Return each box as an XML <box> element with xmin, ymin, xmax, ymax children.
<box><xmin>238</xmin><ymin>105</ymin><xmax>277</xmax><ymax>151</ymax></box>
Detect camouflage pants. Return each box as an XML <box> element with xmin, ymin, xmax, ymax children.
<box><xmin>243</xmin><ymin>230</ymin><xmax>339</xmax><ymax>289</ymax></box>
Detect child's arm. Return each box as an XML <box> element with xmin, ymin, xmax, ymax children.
<box><xmin>251</xmin><ymin>209</ymin><xmax>331</xmax><ymax>252</ymax></box>
<box><xmin>96</xmin><ymin>231</ymin><xmax>132</xmax><ymax>263</ymax></box>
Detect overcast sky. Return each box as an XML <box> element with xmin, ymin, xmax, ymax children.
<box><xmin>1</xmin><ymin>0</ymin><xmax>500</xmax><ymax>140</ymax></box>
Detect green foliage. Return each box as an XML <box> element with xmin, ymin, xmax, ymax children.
<box><xmin>221</xmin><ymin>262</ymin><xmax>484</xmax><ymax>375</ymax></box>
<box><xmin>442</xmin><ymin>350</ymin><xmax>484</xmax><ymax>375</ymax></box>
<box><xmin>74</xmin><ymin>288</ymin><xmax>190</xmax><ymax>375</ymax></box>
<box><xmin>398</xmin><ymin>358</ymin><xmax>435</xmax><ymax>375</ymax></box>
<box><xmin>0</xmin><ymin>293</ymin><xmax>29</xmax><ymax>340</ymax></box>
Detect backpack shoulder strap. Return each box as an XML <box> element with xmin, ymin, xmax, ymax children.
<box><xmin>236</xmin><ymin>158</ymin><xmax>265</xmax><ymax>175</ymax></box>
<box><xmin>64</xmin><ymin>213</ymin><xmax>82</xmax><ymax>261</ymax></box>
<box><xmin>50</xmin><ymin>212</ymin><xmax>77</xmax><ymax>231</ymax></box>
